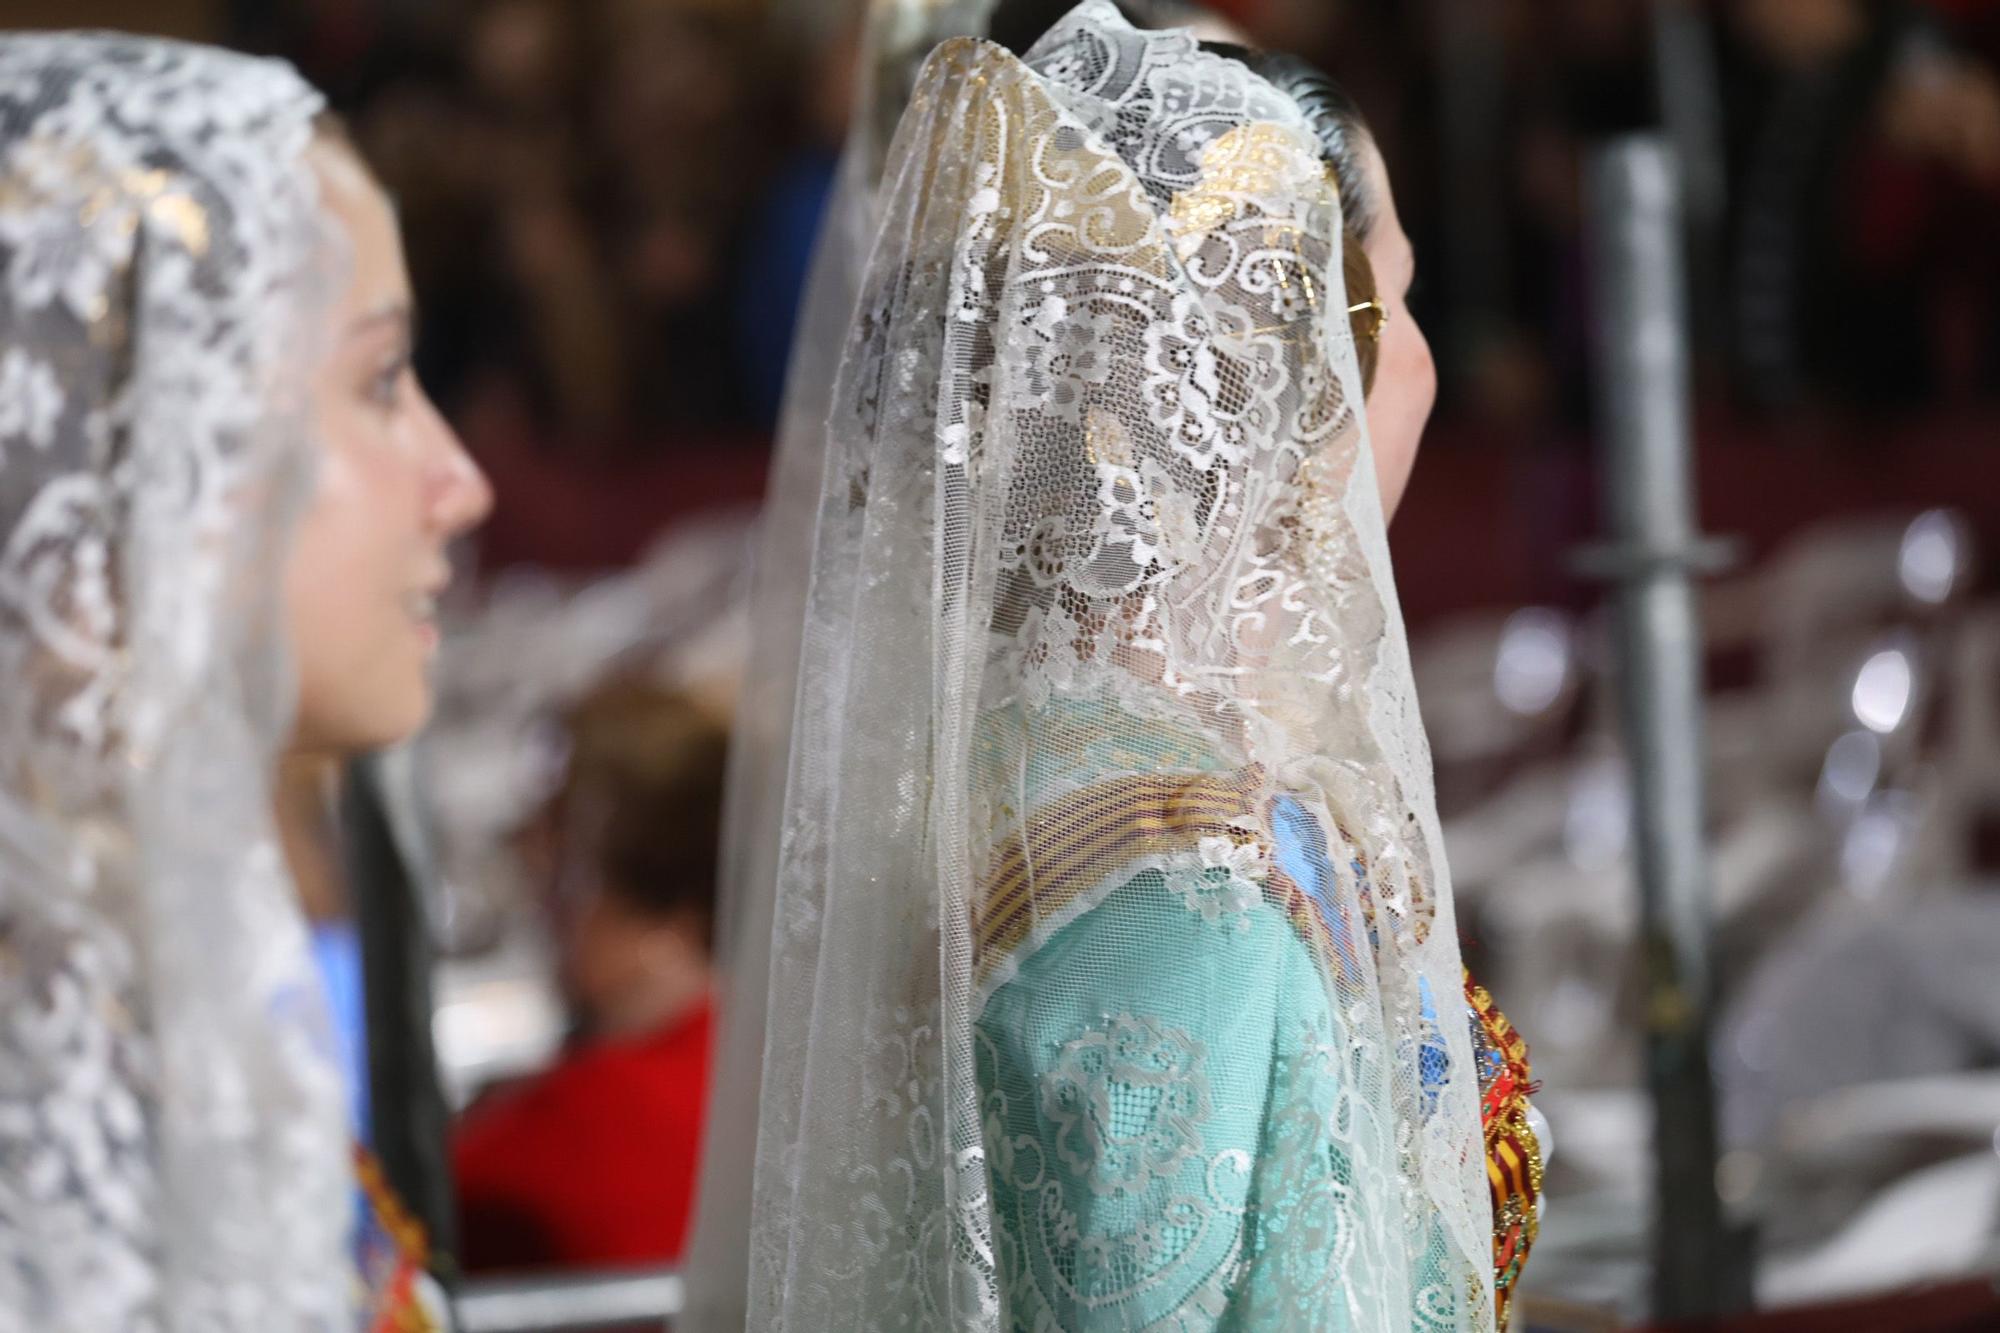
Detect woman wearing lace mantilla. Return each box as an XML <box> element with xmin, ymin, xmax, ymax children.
<box><xmin>0</xmin><ymin>33</ymin><xmax>489</xmax><ymax>1331</ymax></box>
<box><xmin>687</xmin><ymin>1</ymin><xmax>1255</xmax><ymax>1320</ymax></box>
<box><xmin>713</xmin><ymin>3</ymin><xmax>1539</xmax><ymax>1329</ymax></box>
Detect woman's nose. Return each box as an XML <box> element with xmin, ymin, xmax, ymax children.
<box><xmin>423</xmin><ymin>396</ymin><xmax>494</xmax><ymax>537</ymax></box>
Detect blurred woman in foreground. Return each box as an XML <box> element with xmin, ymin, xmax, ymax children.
<box><xmin>0</xmin><ymin>32</ymin><xmax>488</xmax><ymax>1329</ymax></box>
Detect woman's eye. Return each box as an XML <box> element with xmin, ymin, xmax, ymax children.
<box><xmin>368</xmin><ymin>359</ymin><xmax>409</xmax><ymax>407</ymax></box>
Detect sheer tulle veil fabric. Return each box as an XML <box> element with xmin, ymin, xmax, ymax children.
<box><xmin>685</xmin><ymin>0</ymin><xmax>998</xmax><ymax>1319</ymax></box>
<box><xmin>0</xmin><ymin>34</ymin><xmax>354</xmax><ymax>1330</ymax></box>
<box><xmin>694</xmin><ymin>3</ymin><xmax>1493</xmax><ymax>1328</ymax></box>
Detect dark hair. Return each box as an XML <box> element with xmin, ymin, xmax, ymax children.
<box><xmin>555</xmin><ymin>679</ymin><xmax>727</xmax><ymax>933</ymax></box>
<box><xmin>310</xmin><ymin>109</ymin><xmax>390</xmax><ymax>192</ymax></box>
<box><xmin>311</xmin><ymin>108</ymin><xmax>360</xmax><ymax>156</ymax></box>
<box><xmin>989</xmin><ymin>0</ymin><xmax>1212</xmax><ymax>51</ymax></box>
<box><xmin>1214</xmin><ymin>47</ymin><xmax>1377</xmax><ymax>242</ymax></box>
<box><xmin>989</xmin><ymin>0</ymin><xmax>1140</xmax><ymax>56</ymax></box>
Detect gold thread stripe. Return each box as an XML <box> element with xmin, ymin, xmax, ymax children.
<box><xmin>973</xmin><ymin>766</ymin><xmax>1369</xmax><ymax>996</ymax></box>
<box><xmin>973</xmin><ymin>770</ymin><xmax>1269</xmax><ymax>982</ymax></box>
<box><xmin>975</xmin><ymin>795</ymin><xmax>1257</xmax><ymax>948</ymax></box>
<box><xmin>980</xmin><ymin>771</ymin><xmax>1260</xmax><ymax>890</ymax></box>
<box><xmin>976</xmin><ymin>795</ymin><xmax>1255</xmax><ymax>931</ymax></box>
<box><xmin>1489</xmin><ymin>1138</ymin><xmax>1531</xmax><ymax>1197</ymax></box>
<box><xmin>977</xmin><ymin>814</ymin><xmax>1244</xmax><ymax>964</ymax></box>
<box><xmin>976</xmin><ymin>774</ymin><xmax>1260</xmax><ymax>917</ymax></box>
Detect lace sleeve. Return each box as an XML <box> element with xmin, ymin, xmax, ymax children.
<box><xmin>976</xmin><ymin>857</ymin><xmax>1389</xmax><ymax>1330</ymax></box>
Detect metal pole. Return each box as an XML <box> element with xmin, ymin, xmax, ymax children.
<box><xmin>1579</xmin><ymin>136</ymin><xmax>1734</xmax><ymax>1322</ymax></box>
<box><xmin>1648</xmin><ymin>0</ymin><xmax>1729</xmax><ymax>370</ymax></box>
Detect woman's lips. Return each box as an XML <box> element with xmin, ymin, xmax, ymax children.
<box><xmin>404</xmin><ymin>588</ymin><xmax>443</xmax><ymax>652</ymax></box>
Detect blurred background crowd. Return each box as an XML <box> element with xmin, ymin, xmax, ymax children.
<box><xmin>13</xmin><ymin>0</ymin><xmax>2000</xmax><ymax>1328</ymax></box>
<box><xmin>23</xmin><ymin>0</ymin><xmax>1994</xmax><ymax>588</ymax></box>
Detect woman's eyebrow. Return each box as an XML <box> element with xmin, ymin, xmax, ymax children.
<box><xmin>345</xmin><ymin>300</ymin><xmax>413</xmax><ymax>342</ymax></box>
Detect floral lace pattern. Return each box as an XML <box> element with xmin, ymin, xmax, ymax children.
<box><xmin>734</xmin><ymin>7</ymin><xmax>1493</xmax><ymax>1330</ymax></box>
<box><xmin>0</xmin><ymin>34</ymin><xmax>353</xmax><ymax>1332</ymax></box>
<box><xmin>1043</xmin><ymin>1015</ymin><xmax>1213</xmax><ymax>1198</ymax></box>
<box><xmin>974</xmin><ymin>856</ymin><xmax>1427</xmax><ymax>1332</ymax></box>
<box><xmin>1161</xmin><ymin>835</ymin><xmax>1268</xmax><ymax>929</ymax></box>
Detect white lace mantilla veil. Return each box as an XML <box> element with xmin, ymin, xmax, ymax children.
<box><xmin>685</xmin><ymin>0</ymin><xmax>998</xmax><ymax>1319</ymax></box>
<box><xmin>0</xmin><ymin>33</ymin><xmax>354</xmax><ymax>1332</ymax></box>
<box><xmin>695</xmin><ymin>1</ymin><xmax>1494</xmax><ymax>1328</ymax></box>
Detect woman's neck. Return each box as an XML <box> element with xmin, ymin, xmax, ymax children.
<box><xmin>274</xmin><ymin>753</ymin><xmax>348</xmax><ymax>923</ymax></box>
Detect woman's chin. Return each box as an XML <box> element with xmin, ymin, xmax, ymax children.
<box><xmin>368</xmin><ymin>686</ymin><xmax>434</xmax><ymax>752</ymax></box>
<box><xmin>290</xmin><ymin>681</ymin><xmax>433</xmax><ymax>758</ymax></box>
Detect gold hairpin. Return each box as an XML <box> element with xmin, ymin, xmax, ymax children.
<box><xmin>1347</xmin><ymin>297</ymin><xmax>1388</xmax><ymax>343</ymax></box>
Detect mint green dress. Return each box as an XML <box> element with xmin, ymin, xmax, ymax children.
<box><xmin>969</xmin><ymin>706</ymin><xmax>1452</xmax><ymax>1331</ymax></box>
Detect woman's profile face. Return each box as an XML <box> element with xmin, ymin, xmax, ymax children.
<box><xmin>1353</xmin><ymin>137</ymin><xmax>1435</xmax><ymax>523</ymax></box>
<box><xmin>285</xmin><ymin>138</ymin><xmax>492</xmax><ymax>756</ymax></box>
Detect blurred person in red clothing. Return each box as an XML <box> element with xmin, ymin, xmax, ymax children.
<box><xmin>455</xmin><ymin>678</ymin><xmax>725</xmax><ymax>1272</ymax></box>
